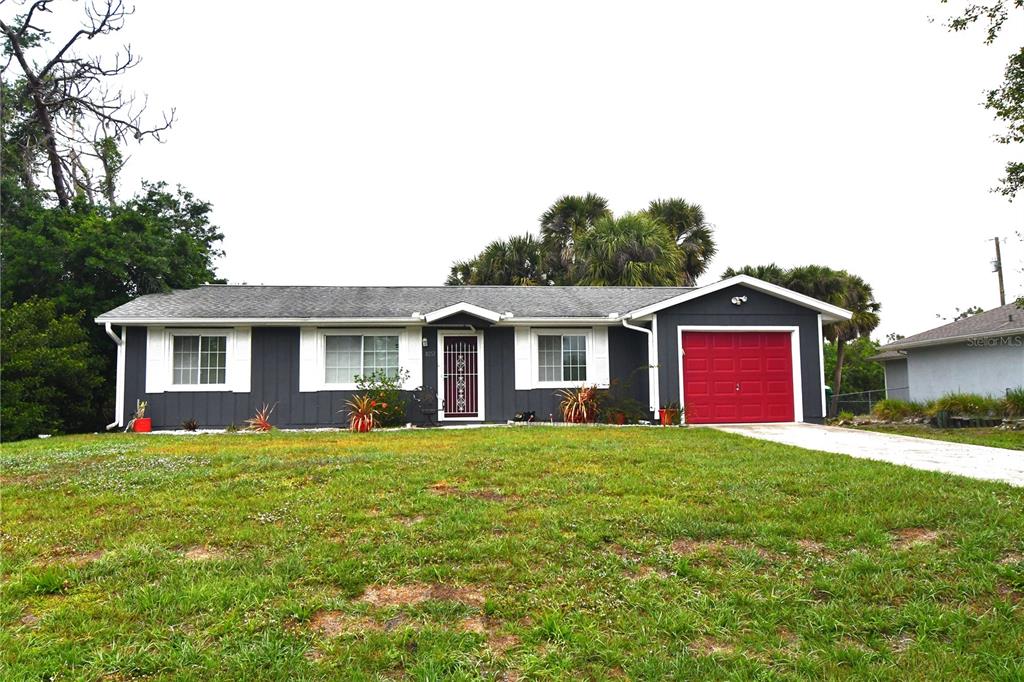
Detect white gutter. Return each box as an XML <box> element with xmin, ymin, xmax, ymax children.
<box><xmin>621</xmin><ymin>318</ymin><xmax>659</xmax><ymax>414</ymax></box>
<box><xmin>104</xmin><ymin>322</ymin><xmax>126</xmax><ymax>430</ymax></box>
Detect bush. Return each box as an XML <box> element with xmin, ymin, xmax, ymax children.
<box><xmin>871</xmin><ymin>399</ymin><xmax>924</xmax><ymax>422</ymax></box>
<box><xmin>927</xmin><ymin>392</ymin><xmax>1004</xmax><ymax>418</ymax></box>
<box><xmin>1004</xmin><ymin>388</ymin><xmax>1024</xmax><ymax>417</ymax></box>
<box><xmin>355</xmin><ymin>369</ymin><xmax>409</xmax><ymax>427</ymax></box>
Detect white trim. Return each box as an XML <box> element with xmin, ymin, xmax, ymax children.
<box><xmin>96</xmin><ymin>316</ymin><xmax>623</xmax><ymax>327</ymax></box>
<box><xmin>652</xmin><ymin>314</ymin><xmax>660</xmax><ymax>413</ymax></box>
<box><xmin>676</xmin><ymin>325</ymin><xmax>804</xmax><ymax>424</ymax></box>
<box><xmin>627</xmin><ymin>275</ymin><xmax>853</xmax><ymax>323</ymax></box>
<box><xmin>303</xmin><ymin>328</ymin><xmax>419</xmax><ymax>392</ymax></box>
<box><xmin>817</xmin><ymin>314</ymin><xmax>826</xmax><ymax>418</ymax></box>
<box><xmin>524</xmin><ymin>327</ymin><xmax>609</xmax><ymax>390</ymax></box>
<box><xmin>620</xmin><ymin>318</ymin><xmax>658</xmax><ymax>413</ymax></box>
<box><xmin>437</xmin><ymin>330</ymin><xmax>486</xmax><ymax>421</ymax></box>
<box><xmin>423</xmin><ymin>302</ymin><xmax>502</xmax><ymax>324</ymax></box>
<box><xmin>164</xmin><ymin>328</ymin><xmax>236</xmax><ymax>392</ymax></box>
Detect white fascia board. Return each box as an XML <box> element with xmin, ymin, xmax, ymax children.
<box><xmin>880</xmin><ymin>328</ymin><xmax>1024</xmax><ymax>352</ymax></box>
<box><xmin>423</xmin><ymin>302</ymin><xmax>502</xmax><ymax>323</ymax></box>
<box><xmin>624</xmin><ymin>275</ymin><xmax>853</xmax><ymax>323</ymax></box>
<box><xmin>499</xmin><ymin>318</ymin><xmax>619</xmax><ymax>325</ymax></box>
<box><xmin>94</xmin><ymin>317</ymin><xmax>423</xmax><ymax>326</ymax></box>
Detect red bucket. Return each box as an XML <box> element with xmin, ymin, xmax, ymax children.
<box><xmin>132</xmin><ymin>417</ymin><xmax>152</xmax><ymax>433</ymax></box>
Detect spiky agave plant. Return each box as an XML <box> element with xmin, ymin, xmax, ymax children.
<box><xmin>245</xmin><ymin>403</ymin><xmax>276</xmax><ymax>432</ymax></box>
<box><xmin>345</xmin><ymin>394</ymin><xmax>384</xmax><ymax>432</ymax></box>
<box><xmin>558</xmin><ymin>385</ymin><xmax>600</xmax><ymax>423</ymax></box>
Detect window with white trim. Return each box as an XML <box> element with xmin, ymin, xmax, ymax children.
<box><xmin>172</xmin><ymin>334</ymin><xmax>227</xmax><ymax>385</ymax></box>
<box><xmin>325</xmin><ymin>334</ymin><xmax>399</xmax><ymax>384</ymax></box>
<box><xmin>537</xmin><ymin>334</ymin><xmax>587</xmax><ymax>383</ymax></box>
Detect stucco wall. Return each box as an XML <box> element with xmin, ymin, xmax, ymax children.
<box><xmin>883</xmin><ymin>359</ymin><xmax>910</xmax><ymax>401</ymax></box>
<box><xmin>906</xmin><ymin>335</ymin><xmax>1024</xmax><ymax>402</ymax></box>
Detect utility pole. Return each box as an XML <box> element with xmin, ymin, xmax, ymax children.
<box><xmin>993</xmin><ymin>236</ymin><xmax>1006</xmax><ymax>306</ymax></box>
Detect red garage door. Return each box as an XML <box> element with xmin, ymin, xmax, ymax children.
<box><xmin>681</xmin><ymin>331</ymin><xmax>795</xmax><ymax>424</ymax></box>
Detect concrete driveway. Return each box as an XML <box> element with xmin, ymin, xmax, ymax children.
<box><xmin>707</xmin><ymin>423</ymin><xmax>1024</xmax><ymax>487</ymax></box>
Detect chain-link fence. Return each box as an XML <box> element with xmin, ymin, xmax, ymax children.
<box><xmin>832</xmin><ymin>388</ymin><xmax>903</xmax><ymax>416</ymax></box>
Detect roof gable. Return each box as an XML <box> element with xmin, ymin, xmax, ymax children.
<box><xmin>879</xmin><ymin>302</ymin><xmax>1024</xmax><ymax>351</ymax></box>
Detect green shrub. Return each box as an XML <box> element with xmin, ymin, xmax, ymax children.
<box><xmin>927</xmin><ymin>392</ymin><xmax>1004</xmax><ymax>417</ymax></box>
<box><xmin>837</xmin><ymin>410</ymin><xmax>855</xmax><ymax>421</ymax></box>
<box><xmin>354</xmin><ymin>369</ymin><xmax>410</xmax><ymax>427</ymax></box>
<box><xmin>1005</xmin><ymin>388</ymin><xmax>1024</xmax><ymax>417</ymax></box>
<box><xmin>871</xmin><ymin>399</ymin><xmax>924</xmax><ymax>421</ymax></box>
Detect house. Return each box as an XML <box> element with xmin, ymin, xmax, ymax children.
<box><xmin>94</xmin><ymin>275</ymin><xmax>852</xmax><ymax>429</ymax></box>
<box><xmin>873</xmin><ymin>302</ymin><xmax>1024</xmax><ymax>403</ymax></box>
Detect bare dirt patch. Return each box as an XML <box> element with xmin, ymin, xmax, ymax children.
<box><xmin>396</xmin><ymin>515</ymin><xmax>426</xmax><ymax>526</ymax></box>
<box><xmin>19</xmin><ymin>612</ymin><xmax>39</xmax><ymax>626</ymax></box>
<box><xmin>458</xmin><ymin>615</ymin><xmax>520</xmax><ymax>654</ymax></box>
<box><xmin>892</xmin><ymin>528</ymin><xmax>940</xmax><ymax>550</ymax></box>
<box><xmin>888</xmin><ymin>633</ymin><xmax>915</xmax><ymax>654</ymax></box>
<box><xmin>690</xmin><ymin>636</ymin><xmax>734</xmax><ymax>656</ymax></box>
<box><xmin>359</xmin><ymin>583</ymin><xmax>486</xmax><ymax>608</ymax></box>
<box><xmin>308</xmin><ymin>610</ymin><xmax>381</xmax><ymax>637</ymax></box>
<box><xmin>797</xmin><ymin>539</ymin><xmax>833</xmax><ymax>559</ymax></box>
<box><xmin>182</xmin><ymin>546</ymin><xmax>229</xmax><ymax>561</ymax></box>
<box><xmin>998</xmin><ymin>551</ymin><xmax>1023</xmax><ymax>565</ymax></box>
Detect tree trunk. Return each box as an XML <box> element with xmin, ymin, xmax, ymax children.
<box><xmin>829</xmin><ymin>338</ymin><xmax>847</xmax><ymax>417</ymax></box>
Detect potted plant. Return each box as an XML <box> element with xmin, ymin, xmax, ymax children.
<box><xmin>659</xmin><ymin>402</ymin><xmax>681</xmax><ymax>426</ymax></box>
<box><xmin>602</xmin><ymin>378</ymin><xmax>646</xmax><ymax>425</ymax></box>
<box><xmin>557</xmin><ymin>385</ymin><xmax>600</xmax><ymax>423</ymax></box>
<box><xmin>346</xmin><ymin>394</ymin><xmax>383</xmax><ymax>432</ymax></box>
<box><xmin>127</xmin><ymin>400</ymin><xmax>150</xmax><ymax>432</ymax></box>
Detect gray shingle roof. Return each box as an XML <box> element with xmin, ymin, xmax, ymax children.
<box><xmin>879</xmin><ymin>302</ymin><xmax>1024</xmax><ymax>351</ymax></box>
<box><xmin>95</xmin><ymin>285</ymin><xmax>696</xmax><ymax>322</ymax></box>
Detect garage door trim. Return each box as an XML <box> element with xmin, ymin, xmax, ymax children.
<box><xmin>677</xmin><ymin>325</ymin><xmax>803</xmax><ymax>424</ymax></box>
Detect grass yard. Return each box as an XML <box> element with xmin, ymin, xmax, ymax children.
<box><xmin>852</xmin><ymin>424</ymin><xmax>1024</xmax><ymax>451</ymax></box>
<box><xmin>2</xmin><ymin>427</ymin><xmax>1023</xmax><ymax>681</ymax></box>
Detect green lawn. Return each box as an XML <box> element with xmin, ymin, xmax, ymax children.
<box><xmin>2</xmin><ymin>427</ymin><xmax>1023</xmax><ymax>680</ymax></box>
<box><xmin>852</xmin><ymin>424</ymin><xmax>1024</xmax><ymax>451</ymax></box>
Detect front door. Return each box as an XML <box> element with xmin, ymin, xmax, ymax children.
<box><xmin>441</xmin><ymin>335</ymin><xmax>480</xmax><ymax>419</ymax></box>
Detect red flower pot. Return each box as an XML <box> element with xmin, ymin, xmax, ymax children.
<box><xmin>351</xmin><ymin>417</ymin><xmax>373</xmax><ymax>433</ymax></box>
<box><xmin>610</xmin><ymin>411</ymin><xmax>626</xmax><ymax>425</ymax></box>
<box><xmin>132</xmin><ymin>417</ymin><xmax>152</xmax><ymax>433</ymax></box>
<box><xmin>659</xmin><ymin>409</ymin><xmax>678</xmax><ymax>426</ymax></box>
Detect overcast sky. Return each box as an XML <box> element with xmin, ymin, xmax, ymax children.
<box><xmin>24</xmin><ymin>0</ymin><xmax>1024</xmax><ymax>337</ymax></box>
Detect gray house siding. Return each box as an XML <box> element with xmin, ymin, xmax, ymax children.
<box><xmin>883</xmin><ymin>358</ymin><xmax>911</xmax><ymax>401</ymax></box>
<box><xmin>124</xmin><ymin>323</ymin><xmax>652</xmax><ymax>429</ymax></box>
<box><xmin>654</xmin><ymin>284</ymin><xmax>825</xmax><ymax>423</ymax></box>
<box><xmin>905</xmin><ymin>336</ymin><xmax>1024</xmax><ymax>402</ymax></box>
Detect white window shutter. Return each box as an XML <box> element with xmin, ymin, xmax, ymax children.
<box><xmin>231</xmin><ymin>327</ymin><xmax>252</xmax><ymax>393</ymax></box>
<box><xmin>145</xmin><ymin>326</ymin><xmax>167</xmax><ymax>393</ymax></box>
<box><xmin>299</xmin><ymin>327</ymin><xmax>319</xmax><ymax>392</ymax></box>
<box><xmin>514</xmin><ymin>326</ymin><xmax>532</xmax><ymax>390</ymax></box>
<box><xmin>402</xmin><ymin>327</ymin><xmax>424</xmax><ymax>389</ymax></box>
<box><xmin>591</xmin><ymin>326</ymin><xmax>610</xmax><ymax>388</ymax></box>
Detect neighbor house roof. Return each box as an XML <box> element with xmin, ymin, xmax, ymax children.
<box><xmin>877</xmin><ymin>302</ymin><xmax>1024</xmax><ymax>352</ymax></box>
<box><xmin>94</xmin><ymin>274</ymin><xmax>854</xmax><ymax>325</ymax></box>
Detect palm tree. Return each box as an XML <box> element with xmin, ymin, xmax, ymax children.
<box><xmin>721</xmin><ymin>263</ymin><xmax>788</xmax><ymax>283</ymax></box>
<box><xmin>539</xmin><ymin>193</ymin><xmax>611</xmax><ymax>284</ymax></box>
<box><xmin>827</xmin><ymin>272</ymin><xmax>881</xmax><ymax>416</ymax></box>
<box><xmin>574</xmin><ymin>213</ymin><xmax>683</xmax><ymax>286</ymax></box>
<box><xmin>446</xmin><ymin>234</ymin><xmax>548</xmax><ymax>285</ymax></box>
<box><xmin>644</xmin><ymin>198</ymin><xmax>716</xmax><ymax>285</ymax></box>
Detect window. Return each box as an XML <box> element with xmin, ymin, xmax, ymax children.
<box><xmin>172</xmin><ymin>335</ymin><xmax>227</xmax><ymax>385</ymax></box>
<box><xmin>325</xmin><ymin>334</ymin><xmax>399</xmax><ymax>384</ymax></box>
<box><xmin>537</xmin><ymin>334</ymin><xmax>587</xmax><ymax>383</ymax></box>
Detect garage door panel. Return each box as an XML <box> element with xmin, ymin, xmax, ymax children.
<box><xmin>682</xmin><ymin>331</ymin><xmax>795</xmax><ymax>425</ymax></box>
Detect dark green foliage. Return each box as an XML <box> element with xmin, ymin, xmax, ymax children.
<box><xmin>928</xmin><ymin>392</ymin><xmax>1006</xmax><ymax>417</ymax></box>
<box><xmin>575</xmin><ymin>214</ymin><xmax>683</xmax><ymax>286</ymax></box>
<box><xmin>1006</xmin><ymin>387</ymin><xmax>1024</xmax><ymax>415</ymax></box>
<box><xmin>0</xmin><ymin>299</ymin><xmax>103</xmax><ymax>440</ymax></box>
<box><xmin>445</xmin><ymin>234</ymin><xmax>547</xmax><ymax>285</ymax></box>
<box><xmin>354</xmin><ymin>369</ymin><xmax>411</xmax><ymax>427</ymax></box>
<box><xmin>824</xmin><ymin>337</ymin><xmax>884</xmax><ymax>395</ymax></box>
<box><xmin>871</xmin><ymin>399</ymin><xmax>926</xmax><ymax>421</ymax></box>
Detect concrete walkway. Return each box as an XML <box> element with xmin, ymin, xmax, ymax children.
<box><xmin>706</xmin><ymin>423</ymin><xmax>1024</xmax><ymax>487</ymax></box>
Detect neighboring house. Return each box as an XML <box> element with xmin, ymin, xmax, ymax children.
<box><xmin>873</xmin><ymin>303</ymin><xmax>1024</xmax><ymax>403</ymax></box>
<box><xmin>95</xmin><ymin>275</ymin><xmax>851</xmax><ymax>429</ymax></box>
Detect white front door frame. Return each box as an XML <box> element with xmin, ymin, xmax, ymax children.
<box><xmin>677</xmin><ymin>325</ymin><xmax>803</xmax><ymax>424</ymax></box>
<box><xmin>437</xmin><ymin>330</ymin><xmax>486</xmax><ymax>422</ymax></box>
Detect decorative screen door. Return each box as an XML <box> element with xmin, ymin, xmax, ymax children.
<box><xmin>442</xmin><ymin>335</ymin><xmax>479</xmax><ymax>418</ymax></box>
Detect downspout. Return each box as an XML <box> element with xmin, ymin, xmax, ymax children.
<box><xmin>621</xmin><ymin>318</ymin><xmax>660</xmax><ymax>416</ymax></box>
<box><xmin>104</xmin><ymin>322</ymin><xmax>125</xmax><ymax>430</ymax></box>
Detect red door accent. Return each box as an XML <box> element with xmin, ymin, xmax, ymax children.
<box><xmin>443</xmin><ymin>336</ymin><xmax>479</xmax><ymax>418</ymax></box>
<box><xmin>681</xmin><ymin>331</ymin><xmax>794</xmax><ymax>424</ymax></box>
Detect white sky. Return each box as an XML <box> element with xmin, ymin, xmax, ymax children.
<box><xmin>17</xmin><ymin>0</ymin><xmax>1024</xmax><ymax>338</ymax></box>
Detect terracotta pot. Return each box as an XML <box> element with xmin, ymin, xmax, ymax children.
<box><xmin>132</xmin><ymin>417</ymin><xmax>152</xmax><ymax>433</ymax></box>
<box><xmin>351</xmin><ymin>418</ymin><xmax>373</xmax><ymax>433</ymax></box>
<box><xmin>610</xmin><ymin>411</ymin><xmax>626</xmax><ymax>425</ymax></box>
<box><xmin>659</xmin><ymin>409</ymin><xmax>678</xmax><ymax>426</ymax></box>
